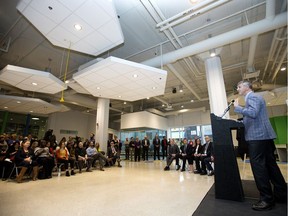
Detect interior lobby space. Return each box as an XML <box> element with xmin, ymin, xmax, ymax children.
<box><xmin>0</xmin><ymin>159</ymin><xmax>286</xmax><ymax>216</ymax></box>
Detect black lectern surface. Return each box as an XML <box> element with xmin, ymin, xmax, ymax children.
<box><xmin>210</xmin><ymin>113</ymin><xmax>244</xmax><ymax>202</ymax></box>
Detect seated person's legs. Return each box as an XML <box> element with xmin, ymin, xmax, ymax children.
<box><xmin>204</xmin><ymin>157</ymin><xmax>214</xmax><ymax>176</ymax></box>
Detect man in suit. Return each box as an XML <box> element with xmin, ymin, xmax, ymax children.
<box><xmin>202</xmin><ymin>136</ymin><xmax>214</xmax><ymax>176</ymax></box>
<box><xmin>153</xmin><ymin>134</ymin><xmax>161</xmax><ymax>160</ymax></box>
<box><xmin>164</xmin><ymin>139</ymin><xmax>180</xmax><ymax>171</ymax></box>
<box><xmin>179</xmin><ymin>138</ymin><xmax>188</xmax><ymax>172</ymax></box>
<box><xmin>234</xmin><ymin>80</ymin><xmax>287</xmax><ymax>211</ymax></box>
<box><xmin>142</xmin><ymin>136</ymin><xmax>150</xmax><ymax>161</ymax></box>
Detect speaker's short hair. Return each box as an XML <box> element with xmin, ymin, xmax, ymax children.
<box><xmin>237</xmin><ymin>80</ymin><xmax>252</xmax><ymax>89</ymax></box>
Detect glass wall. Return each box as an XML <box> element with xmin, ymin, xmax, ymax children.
<box><xmin>120</xmin><ymin>129</ymin><xmax>167</xmax><ymax>148</ymax></box>
<box><xmin>170</xmin><ymin>124</ymin><xmax>212</xmax><ymax>144</ymax></box>
<box><xmin>0</xmin><ymin>111</ymin><xmax>48</xmax><ymax>138</ymax></box>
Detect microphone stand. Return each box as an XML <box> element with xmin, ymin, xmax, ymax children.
<box><xmin>221</xmin><ymin>100</ymin><xmax>235</xmax><ymax>118</ymax></box>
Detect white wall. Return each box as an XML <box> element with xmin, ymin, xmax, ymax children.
<box><xmin>121</xmin><ymin>111</ymin><xmax>168</xmax><ymax>130</ymax></box>
<box><xmin>267</xmin><ymin>105</ymin><xmax>287</xmax><ymax>117</ymax></box>
<box><xmin>167</xmin><ymin>110</ymin><xmax>211</xmax><ymax>128</ymax></box>
<box><xmin>47</xmin><ymin>110</ymin><xmax>95</xmax><ymax>142</ymax></box>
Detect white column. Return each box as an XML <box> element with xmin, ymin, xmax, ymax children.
<box><xmin>95</xmin><ymin>98</ymin><xmax>110</xmax><ymax>153</ymax></box>
<box><xmin>204</xmin><ymin>56</ymin><xmax>229</xmax><ymax>118</ymax></box>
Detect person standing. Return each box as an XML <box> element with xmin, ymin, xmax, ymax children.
<box><xmin>134</xmin><ymin>137</ymin><xmax>141</xmax><ymax>162</ymax></box>
<box><xmin>142</xmin><ymin>136</ymin><xmax>150</xmax><ymax>161</ymax></box>
<box><xmin>234</xmin><ymin>80</ymin><xmax>287</xmax><ymax>211</ymax></box>
<box><xmin>153</xmin><ymin>134</ymin><xmax>160</xmax><ymax>160</ymax></box>
<box><xmin>124</xmin><ymin>138</ymin><xmax>130</xmax><ymax>160</ymax></box>
<box><xmin>161</xmin><ymin>136</ymin><xmax>168</xmax><ymax>160</ymax></box>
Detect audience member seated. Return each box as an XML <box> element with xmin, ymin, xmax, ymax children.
<box><xmin>56</xmin><ymin>141</ymin><xmax>75</xmax><ymax>177</ymax></box>
<box><xmin>0</xmin><ymin>134</ymin><xmax>8</xmax><ymax>178</ymax></box>
<box><xmin>195</xmin><ymin>136</ymin><xmax>213</xmax><ymax>175</ymax></box>
<box><xmin>15</xmin><ymin>138</ymin><xmax>39</xmax><ymax>183</ymax></box>
<box><xmin>193</xmin><ymin>138</ymin><xmax>203</xmax><ymax>174</ymax></box>
<box><xmin>107</xmin><ymin>141</ymin><xmax>122</xmax><ymax>167</ymax></box>
<box><xmin>1</xmin><ymin>140</ymin><xmax>19</xmax><ymax>180</ymax></box>
<box><xmin>202</xmin><ymin>136</ymin><xmax>214</xmax><ymax>176</ymax></box>
<box><xmin>76</xmin><ymin>142</ymin><xmax>90</xmax><ymax>173</ymax></box>
<box><xmin>95</xmin><ymin>142</ymin><xmax>108</xmax><ymax>169</ymax></box>
<box><xmin>86</xmin><ymin>142</ymin><xmax>105</xmax><ymax>171</ymax></box>
<box><xmin>186</xmin><ymin>139</ymin><xmax>196</xmax><ymax>173</ymax></box>
<box><xmin>66</xmin><ymin>141</ymin><xmax>77</xmax><ymax>171</ymax></box>
<box><xmin>178</xmin><ymin>138</ymin><xmax>188</xmax><ymax>172</ymax></box>
<box><xmin>164</xmin><ymin>139</ymin><xmax>180</xmax><ymax>171</ymax></box>
<box><xmin>34</xmin><ymin>140</ymin><xmax>55</xmax><ymax>179</ymax></box>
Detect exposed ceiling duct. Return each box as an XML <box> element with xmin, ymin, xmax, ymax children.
<box><xmin>141</xmin><ymin>12</ymin><xmax>287</xmax><ymax>68</ymax></box>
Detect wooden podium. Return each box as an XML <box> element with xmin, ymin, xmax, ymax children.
<box><xmin>210</xmin><ymin>113</ymin><xmax>244</xmax><ymax>202</ymax></box>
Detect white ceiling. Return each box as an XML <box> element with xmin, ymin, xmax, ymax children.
<box><xmin>16</xmin><ymin>0</ymin><xmax>124</xmax><ymax>56</ymax></box>
<box><xmin>0</xmin><ymin>65</ymin><xmax>66</xmax><ymax>94</ymax></box>
<box><xmin>73</xmin><ymin>56</ymin><xmax>167</xmax><ymax>101</ymax></box>
<box><xmin>0</xmin><ymin>0</ymin><xmax>287</xmax><ymax>119</ymax></box>
<box><xmin>0</xmin><ymin>95</ymin><xmax>68</xmax><ymax>114</ymax></box>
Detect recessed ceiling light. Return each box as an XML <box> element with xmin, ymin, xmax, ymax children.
<box><xmin>4</xmin><ymin>106</ymin><xmax>8</xmax><ymax>109</ymax></box>
<box><xmin>123</xmin><ymin>101</ymin><xmax>127</xmax><ymax>104</ymax></box>
<box><xmin>133</xmin><ymin>74</ymin><xmax>138</xmax><ymax>78</ymax></box>
<box><xmin>96</xmin><ymin>87</ymin><xmax>101</xmax><ymax>90</ymax></box>
<box><xmin>280</xmin><ymin>67</ymin><xmax>286</xmax><ymax>71</ymax></box>
<box><xmin>181</xmin><ymin>105</ymin><xmax>184</xmax><ymax>108</ymax></box>
<box><xmin>32</xmin><ymin>82</ymin><xmax>38</xmax><ymax>86</ymax></box>
<box><xmin>74</xmin><ymin>24</ymin><xmax>82</xmax><ymax>31</ymax></box>
<box><xmin>162</xmin><ymin>104</ymin><xmax>165</xmax><ymax>107</ymax></box>
<box><xmin>209</xmin><ymin>48</ymin><xmax>216</xmax><ymax>57</ymax></box>
<box><xmin>16</xmin><ymin>101</ymin><xmax>21</xmax><ymax>104</ymax></box>
<box><xmin>179</xmin><ymin>109</ymin><xmax>188</xmax><ymax>113</ymax></box>
<box><xmin>30</xmin><ymin>110</ymin><xmax>34</xmax><ymax>113</ymax></box>
<box><xmin>152</xmin><ymin>87</ymin><xmax>156</xmax><ymax>90</ymax></box>
<box><xmin>32</xmin><ymin>117</ymin><xmax>39</xmax><ymax>120</ymax></box>
<box><xmin>191</xmin><ymin>99</ymin><xmax>194</xmax><ymax>102</ymax></box>
<box><xmin>118</xmin><ymin>96</ymin><xmax>122</xmax><ymax>98</ymax></box>
<box><xmin>147</xmin><ymin>97</ymin><xmax>150</xmax><ymax>99</ymax></box>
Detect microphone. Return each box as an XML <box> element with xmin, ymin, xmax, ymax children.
<box><xmin>227</xmin><ymin>99</ymin><xmax>235</xmax><ymax>109</ymax></box>
<box><xmin>221</xmin><ymin>100</ymin><xmax>235</xmax><ymax>118</ymax></box>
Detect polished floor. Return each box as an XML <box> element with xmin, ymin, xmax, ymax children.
<box><xmin>0</xmin><ymin>159</ymin><xmax>287</xmax><ymax>216</ymax></box>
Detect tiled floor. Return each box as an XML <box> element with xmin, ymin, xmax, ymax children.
<box><xmin>0</xmin><ymin>159</ymin><xmax>286</xmax><ymax>216</ymax></box>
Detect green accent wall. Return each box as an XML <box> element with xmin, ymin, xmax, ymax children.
<box><xmin>270</xmin><ymin>116</ymin><xmax>287</xmax><ymax>144</ymax></box>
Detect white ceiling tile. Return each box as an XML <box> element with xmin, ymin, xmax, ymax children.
<box><xmin>19</xmin><ymin>6</ymin><xmax>57</xmax><ymax>35</ymax></box>
<box><xmin>73</xmin><ymin>56</ymin><xmax>167</xmax><ymax>101</ymax></box>
<box><xmin>75</xmin><ymin>0</ymin><xmax>112</xmax><ymax>29</ymax></box>
<box><xmin>57</xmin><ymin>0</ymin><xmax>84</xmax><ymax>12</ymax></box>
<box><xmin>60</xmin><ymin>14</ymin><xmax>95</xmax><ymax>38</ymax></box>
<box><xmin>48</xmin><ymin>26</ymin><xmax>80</xmax><ymax>45</ymax></box>
<box><xmin>0</xmin><ymin>95</ymin><xmax>62</xmax><ymax>115</ymax></box>
<box><xmin>85</xmin><ymin>32</ymin><xmax>112</xmax><ymax>51</ymax></box>
<box><xmin>0</xmin><ymin>65</ymin><xmax>66</xmax><ymax>94</ymax></box>
<box><xmin>17</xmin><ymin>0</ymin><xmax>123</xmax><ymax>56</ymax></box>
<box><xmin>94</xmin><ymin>0</ymin><xmax>117</xmax><ymax>17</ymax></box>
<box><xmin>29</xmin><ymin>0</ymin><xmax>71</xmax><ymax>24</ymax></box>
<box><xmin>98</xmin><ymin>19</ymin><xmax>124</xmax><ymax>43</ymax></box>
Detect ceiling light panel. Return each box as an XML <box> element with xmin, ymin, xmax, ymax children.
<box><xmin>0</xmin><ymin>95</ymin><xmax>62</xmax><ymax>115</ymax></box>
<box><xmin>73</xmin><ymin>57</ymin><xmax>167</xmax><ymax>102</ymax></box>
<box><xmin>0</xmin><ymin>65</ymin><xmax>66</xmax><ymax>94</ymax></box>
<box><xmin>17</xmin><ymin>0</ymin><xmax>124</xmax><ymax>56</ymax></box>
